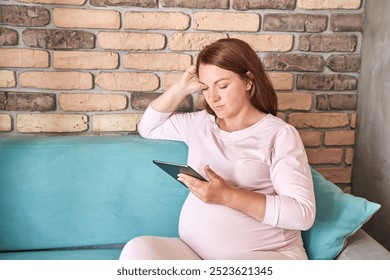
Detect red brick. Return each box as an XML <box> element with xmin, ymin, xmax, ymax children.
<box><xmin>306</xmin><ymin>148</ymin><xmax>343</xmax><ymax>164</ymax></box>
<box><xmin>298</xmin><ymin>130</ymin><xmax>322</xmax><ymax>147</ymax></box>
<box><xmin>277</xmin><ymin>92</ymin><xmax>312</xmax><ymax>111</ymax></box>
<box><xmin>324</xmin><ymin>130</ymin><xmax>355</xmax><ymax>146</ymax></box>
<box><xmin>289</xmin><ymin>113</ymin><xmax>349</xmax><ymax>128</ymax></box>
<box><xmin>315</xmin><ymin>167</ymin><xmax>352</xmax><ymax>184</ymax></box>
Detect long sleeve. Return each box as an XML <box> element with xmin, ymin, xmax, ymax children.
<box><xmin>263</xmin><ymin>124</ymin><xmax>316</xmax><ymax>230</ymax></box>
<box><xmin>138</xmin><ymin>105</ymin><xmax>185</xmax><ymax>142</ymax></box>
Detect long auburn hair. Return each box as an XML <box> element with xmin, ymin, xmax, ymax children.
<box><xmin>196</xmin><ymin>38</ymin><xmax>278</xmax><ymax>116</ymax></box>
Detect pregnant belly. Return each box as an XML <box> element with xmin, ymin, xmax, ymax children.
<box><xmin>178</xmin><ymin>194</ymin><xmax>289</xmax><ymax>260</ymax></box>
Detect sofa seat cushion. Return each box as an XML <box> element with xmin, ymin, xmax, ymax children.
<box><xmin>336</xmin><ymin>229</ymin><xmax>390</xmax><ymax>260</ymax></box>
<box><xmin>0</xmin><ymin>249</ymin><xmax>122</xmax><ymax>260</ymax></box>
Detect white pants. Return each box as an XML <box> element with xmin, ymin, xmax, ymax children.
<box><xmin>119</xmin><ymin>236</ymin><xmax>308</xmax><ymax>260</ymax></box>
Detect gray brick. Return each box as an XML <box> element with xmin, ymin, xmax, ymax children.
<box><xmin>23</xmin><ymin>29</ymin><xmax>95</xmax><ymax>49</ymax></box>
<box><xmin>297</xmin><ymin>74</ymin><xmax>357</xmax><ymax>91</ymax></box>
<box><xmin>0</xmin><ymin>5</ymin><xmax>49</xmax><ymax>27</ymax></box>
<box><xmin>317</xmin><ymin>94</ymin><xmax>358</xmax><ymax>110</ymax></box>
<box><xmin>299</xmin><ymin>34</ymin><xmax>357</xmax><ymax>52</ymax></box>
<box><xmin>331</xmin><ymin>14</ymin><xmax>363</xmax><ymax>32</ymax></box>
<box><xmin>263</xmin><ymin>54</ymin><xmax>325</xmax><ymax>72</ymax></box>
<box><xmin>0</xmin><ymin>27</ymin><xmax>18</xmax><ymax>46</ymax></box>
<box><xmin>162</xmin><ymin>0</ymin><xmax>229</xmax><ymax>9</ymax></box>
<box><xmin>90</xmin><ymin>0</ymin><xmax>157</xmax><ymax>7</ymax></box>
<box><xmin>326</xmin><ymin>54</ymin><xmax>361</xmax><ymax>72</ymax></box>
<box><xmin>131</xmin><ymin>92</ymin><xmax>192</xmax><ymax>111</ymax></box>
<box><xmin>233</xmin><ymin>0</ymin><xmax>295</xmax><ymax>10</ymax></box>
<box><xmin>1</xmin><ymin>92</ymin><xmax>56</xmax><ymax>111</ymax></box>
<box><xmin>264</xmin><ymin>14</ymin><xmax>327</xmax><ymax>32</ymax></box>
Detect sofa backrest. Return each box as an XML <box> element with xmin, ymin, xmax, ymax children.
<box><xmin>0</xmin><ymin>136</ymin><xmax>189</xmax><ymax>251</ymax></box>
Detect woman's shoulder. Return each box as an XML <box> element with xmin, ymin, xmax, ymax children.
<box><xmin>168</xmin><ymin>109</ymin><xmax>211</xmax><ymax>129</ymax></box>
<box><xmin>261</xmin><ymin>114</ymin><xmax>290</xmax><ymax>130</ymax></box>
<box><xmin>260</xmin><ymin>114</ymin><xmax>300</xmax><ymax>138</ymax></box>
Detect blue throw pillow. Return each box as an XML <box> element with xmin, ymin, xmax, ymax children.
<box><xmin>302</xmin><ymin>168</ymin><xmax>381</xmax><ymax>260</ymax></box>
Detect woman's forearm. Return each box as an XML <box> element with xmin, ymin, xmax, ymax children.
<box><xmin>150</xmin><ymin>83</ymin><xmax>188</xmax><ymax>113</ymax></box>
<box><xmin>223</xmin><ymin>187</ymin><xmax>266</xmax><ymax>222</ymax></box>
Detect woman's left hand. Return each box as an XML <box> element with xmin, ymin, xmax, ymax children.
<box><xmin>177</xmin><ymin>165</ymin><xmax>234</xmax><ymax>205</ymax></box>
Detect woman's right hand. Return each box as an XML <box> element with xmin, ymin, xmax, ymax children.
<box><xmin>149</xmin><ymin>65</ymin><xmax>205</xmax><ymax>112</ymax></box>
<box><xmin>177</xmin><ymin>65</ymin><xmax>206</xmax><ymax>95</ymax></box>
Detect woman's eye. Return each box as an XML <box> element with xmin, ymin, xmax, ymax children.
<box><xmin>218</xmin><ymin>84</ymin><xmax>228</xmax><ymax>89</ymax></box>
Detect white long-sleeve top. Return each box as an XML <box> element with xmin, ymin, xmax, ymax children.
<box><xmin>138</xmin><ymin>106</ymin><xmax>315</xmax><ymax>259</ymax></box>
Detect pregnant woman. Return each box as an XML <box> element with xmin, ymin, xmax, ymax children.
<box><xmin>119</xmin><ymin>38</ymin><xmax>315</xmax><ymax>260</ymax></box>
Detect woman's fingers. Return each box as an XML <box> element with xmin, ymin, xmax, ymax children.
<box><xmin>178</xmin><ymin>65</ymin><xmax>205</xmax><ymax>94</ymax></box>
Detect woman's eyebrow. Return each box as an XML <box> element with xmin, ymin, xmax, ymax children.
<box><xmin>198</xmin><ymin>78</ymin><xmax>230</xmax><ymax>85</ymax></box>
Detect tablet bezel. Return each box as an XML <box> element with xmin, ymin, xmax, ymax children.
<box><xmin>153</xmin><ymin>160</ymin><xmax>207</xmax><ymax>187</ymax></box>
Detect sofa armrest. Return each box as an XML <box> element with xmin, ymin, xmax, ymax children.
<box><xmin>336</xmin><ymin>229</ymin><xmax>390</xmax><ymax>260</ymax></box>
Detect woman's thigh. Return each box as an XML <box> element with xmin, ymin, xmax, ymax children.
<box><xmin>219</xmin><ymin>247</ymin><xmax>308</xmax><ymax>260</ymax></box>
<box><xmin>119</xmin><ymin>236</ymin><xmax>202</xmax><ymax>260</ymax></box>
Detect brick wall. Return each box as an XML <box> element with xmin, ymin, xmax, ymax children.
<box><xmin>0</xmin><ymin>0</ymin><xmax>364</xmax><ymax>190</ymax></box>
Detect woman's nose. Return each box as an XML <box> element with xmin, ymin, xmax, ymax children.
<box><xmin>209</xmin><ymin>88</ymin><xmax>220</xmax><ymax>102</ymax></box>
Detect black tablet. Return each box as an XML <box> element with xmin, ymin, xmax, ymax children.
<box><xmin>153</xmin><ymin>160</ymin><xmax>207</xmax><ymax>187</ymax></box>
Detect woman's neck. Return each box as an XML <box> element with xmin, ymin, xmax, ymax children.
<box><xmin>216</xmin><ymin>107</ymin><xmax>266</xmax><ymax>132</ymax></box>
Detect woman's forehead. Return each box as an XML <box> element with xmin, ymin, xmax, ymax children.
<box><xmin>198</xmin><ymin>64</ymin><xmax>238</xmax><ymax>83</ymax></box>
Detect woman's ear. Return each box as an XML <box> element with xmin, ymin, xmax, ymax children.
<box><xmin>246</xmin><ymin>71</ymin><xmax>254</xmax><ymax>80</ymax></box>
<box><xmin>245</xmin><ymin>71</ymin><xmax>254</xmax><ymax>91</ymax></box>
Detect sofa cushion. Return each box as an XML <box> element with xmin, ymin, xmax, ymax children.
<box><xmin>0</xmin><ymin>136</ymin><xmax>189</xmax><ymax>251</ymax></box>
<box><xmin>336</xmin><ymin>229</ymin><xmax>390</xmax><ymax>260</ymax></box>
<box><xmin>302</xmin><ymin>168</ymin><xmax>381</xmax><ymax>260</ymax></box>
<box><xmin>0</xmin><ymin>249</ymin><xmax>122</xmax><ymax>260</ymax></box>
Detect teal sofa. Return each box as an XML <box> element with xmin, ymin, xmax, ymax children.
<box><xmin>0</xmin><ymin>136</ymin><xmax>389</xmax><ymax>260</ymax></box>
<box><xmin>0</xmin><ymin>136</ymin><xmax>189</xmax><ymax>260</ymax></box>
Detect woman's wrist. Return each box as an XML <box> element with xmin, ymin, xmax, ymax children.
<box><xmin>171</xmin><ymin>82</ymin><xmax>191</xmax><ymax>98</ymax></box>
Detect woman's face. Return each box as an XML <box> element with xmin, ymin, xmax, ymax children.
<box><xmin>198</xmin><ymin>63</ymin><xmax>251</xmax><ymax>119</ymax></box>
